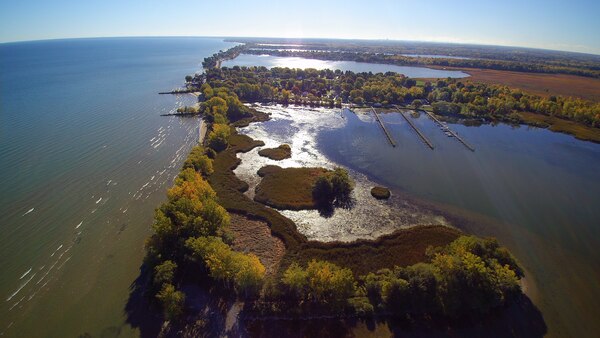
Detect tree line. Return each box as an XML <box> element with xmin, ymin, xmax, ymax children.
<box><xmin>144</xmin><ymin>144</ymin><xmax>265</xmax><ymax>320</ymax></box>
<box><xmin>244</xmin><ymin>48</ymin><xmax>600</xmax><ymax>78</ymax></box>
<box><xmin>193</xmin><ymin>66</ymin><xmax>600</xmax><ymax>128</ymax></box>
<box><xmin>429</xmin><ymin>79</ymin><xmax>600</xmax><ymax>128</ymax></box>
<box><xmin>230</xmin><ymin>39</ymin><xmax>600</xmax><ymax>72</ymax></box>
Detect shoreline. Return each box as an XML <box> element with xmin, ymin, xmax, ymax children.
<box><xmin>232</xmin><ymin>103</ymin><xmax>545</xmax><ymax>312</ymax></box>
<box><xmin>198</xmin><ymin>118</ymin><xmax>207</xmax><ymax>144</ymax></box>
<box><xmin>141</xmin><ymin>60</ymin><xmax>550</xmax><ymax>336</ymax></box>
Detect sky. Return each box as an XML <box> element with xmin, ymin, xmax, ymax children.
<box><xmin>1</xmin><ymin>0</ymin><xmax>599</xmax><ymax>54</ymax></box>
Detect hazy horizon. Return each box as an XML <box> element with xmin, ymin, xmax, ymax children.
<box><xmin>3</xmin><ymin>35</ymin><xmax>600</xmax><ymax>58</ymax></box>
<box><xmin>1</xmin><ymin>0</ymin><xmax>599</xmax><ymax>55</ymax></box>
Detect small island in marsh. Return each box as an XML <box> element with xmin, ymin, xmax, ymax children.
<box><xmin>371</xmin><ymin>186</ymin><xmax>391</xmax><ymax>199</ymax></box>
<box><xmin>258</xmin><ymin>144</ymin><xmax>292</xmax><ymax>160</ymax></box>
<box><xmin>255</xmin><ymin>165</ymin><xmax>328</xmax><ymax>210</ymax></box>
<box><xmin>254</xmin><ymin>165</ymin><xmax>354</xmax><ymax>210</ymax></box>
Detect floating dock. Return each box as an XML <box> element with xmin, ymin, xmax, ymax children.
<box><xmin>394</xmin><ymin>106</ymin><xmax>434</xmax><ymax>150</ymax></box>
<box><xmin>371</xmin><ymin>107</ymin><xmax>397</xmax><ymax>147</ymax></box>
<box><xmin>422</xmin><ymin>110</ymin><xmax>475</xmax><ymax>152</ymax></box>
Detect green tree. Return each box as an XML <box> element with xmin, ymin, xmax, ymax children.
<box><xmin>282</xmin><ymin>262</ymin><xmax>308</xmax><ymax>298</ymax></box>
<box><xmin>183</xmin><ymin>146</ymin><xmax>214</xmax><ymax>176</ymax></box>
<box><xmin>186</xmin><ymin>236</ymin><xmax>265</xmax><ymax>296</ymax></box>
<box><xmin>207</xmin><ymin>124</ymin><xmax>231</xmax><ymax>152</ymax></box>
<box><xmin>282</xmin><ymin>260</ymin><xmax>356</xmax><ymax>306</ymax></box>
<box><xmin>156</xmin><ymin>283</ymin><xmax>185</xmax><ymax>321</ymax></box>
<box><xmin>201</xmin><ymin>83</ymin><xmax>214</xmax><ymax>99</ymax></box>
<box><xmin>154</xmin><ymin>260</ymin><xmax>177</xmax><ymax>286</ymax></box>
<box><xmin>204</xmin><ymin>97</ymin><xmax>228</xmax><ymax>118</ymax></box>
<box><xmin>312</xmin><ymin>168</ymin><xmax>354</xmax><ymax>206</ymax></box>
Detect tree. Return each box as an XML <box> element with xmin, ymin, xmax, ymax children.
<box><xmin>185</xmin><ymin>236</ymin><xmax>265</xmax><ymax>296</ymax></box>
<box><xmin>201</xmin><ymin>83</ymin><xmax>214</xmax><ymax>99</ymax></box>
<box><xmin>313</xmin><ymin>175</ymin><xmax>334</xmax><ymax>205</ymax></box>
<box><xmin>282</xmin><ymin>260</ymin><xmax>356</xmax><ymax>306</ymax></box>
<box><xmin>330</xmin><ymin>167</ymin><xmax>353</xmax><ymax>200</ymax></box>
<box><xmin>282</xmin><ymin>263</ymin><xmax>308</xmax><ymax>298</ymax></box>
<box><xmin>183</xmin><ymin>146</ymin><xmax>214</xmax><ymax>176</ymax></box>
<box><xmin>312</xmin><ymin>167</ymin><xmax>354</xmax><ymax>207</ymax></box>
<box><xmin>154</xmin><ymin>260</ymin><xmax>177</xmax><ymax>286</ymax></box>
<box><xmin>307</xmin><ymin>260</ymin><xmax>356</xmax><ymax>303</ymax></box>
<box><xmin>204</xmin><ymin>97</ymin><xmax>228</xmax><ymax>118</ymax></box>
<box><xmin>156</xmin><ymin>283</ymin><xmax>185</xmax><ymax>320</ymax></box>
<box><xmin>281</xmin><ymin>89</ymin><xmax>291</xmax><ymax>104</ymax></box>
<box><xmin>185</xmin><ymin>75</ymin><xmax>193</xmax><ymax>83</ymax></box>
<box><xmin>232</xmin><ymin>253</ymin><xmax>266</xmax><ymax>297</ymax></box>
<box><xmin>381</xmin><ymin>277</ymin><xmax>409</xmax><ymax>312</ymax></box>
<box><xmin>207</xmin><ymin>124</ymin><xmax>231</xmax><ymax>152</ymax></box>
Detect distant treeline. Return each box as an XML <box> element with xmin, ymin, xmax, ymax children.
<box><xmin>429</xmin><ymin>78</ymin><xmax>600</xmax><ymax>128</ymax></box>
<box><xmin>230</xmin><ymin>38</ymin><xmax>600</xmax><ymax>75</ymax></box>
<box><xmin>244</xmin><ymin>48</ymin><xmax>600</xmax><ymax>78</ymax></box>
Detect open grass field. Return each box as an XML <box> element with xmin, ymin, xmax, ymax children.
<box><xmin>424</xmin><ymin>68</ymin><xmax>600</xmax><ymax>102</ymax></box>
<box><xmin>518</xmin><ymin>112</ymin><xmax>600</xmax><ymax>143</ymax></box>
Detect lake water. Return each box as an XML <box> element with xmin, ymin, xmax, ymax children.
<box><xmin>234</xmin><ymin>106</ymin><xmax>450</xmax><ymax>242</ymax></box>
<box><xmin>2</xmin><ymin>37</ymin><xmax>599</xmax><ymax>338</ymax></box>
<box><xmin>223</xmin><ymin>54</ymin><xmax>470</xmax><ymax>78</ymax></box>
<box><xmin>235</xmin><ymin>106</ymin><xmax>600</xmax><ymax>337</ymax></box>
<box><xmin>0</xmin><ymin>37</ymin><xmax>236</xmax><ymax>337</ymax></box>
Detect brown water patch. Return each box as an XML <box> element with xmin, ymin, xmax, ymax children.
<box><xmin>229</xmin><ymin>213</ymin><xmax>286</xmax><ymax>276</ymax></box>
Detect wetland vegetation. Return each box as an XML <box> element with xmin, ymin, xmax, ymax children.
<box><xmin>129</xmin><ymin>41</ymin><xmax>600</xmax><ymax>336</ymax></box>
<box><xmin>134</xmin><ymin>65</ymin><xmax>534</xmax><ymax>336</ymax></box>
<box><xmin>257</xmin><ymin>144</ymin><xmax>291</xmax><ymax>160</ymax></box>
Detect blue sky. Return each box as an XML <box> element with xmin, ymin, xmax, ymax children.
<box><xmin>1</xmin><ymin>0</ymin><xmax>599</xmax><ymax>54</ymax></box>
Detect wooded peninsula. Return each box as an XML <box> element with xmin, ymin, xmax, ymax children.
<box><xmin>137</xmin><ymin>49</ymin><xmax>539</xmax><ymax>336</ymax></box>
<box><xmin>132</xmin><ymin>39</ymin><xmax>600</xmax><ymax>334</ymax></box>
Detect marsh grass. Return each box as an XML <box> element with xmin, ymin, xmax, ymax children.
<box><xmin>258</xmin><ymin>144</ymin><xmax>292</xmax><ymax>160</ymax></box>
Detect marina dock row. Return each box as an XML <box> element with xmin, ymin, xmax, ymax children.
<box><xmin>371</xmin><ymin>107</ymin><xmax>397</xmax><ymax>147</ymax></box>
<box><xmin>421</xmin><ymin>110</ymin><xmax>475</xmax><ymax>152</ymax></box>
<box><xmin>394</xmin><ymin>106</ymin><xmax>434</xmax><ymax>150</ymax></box>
